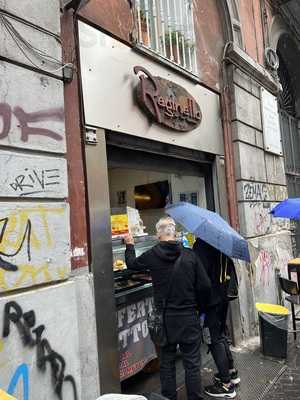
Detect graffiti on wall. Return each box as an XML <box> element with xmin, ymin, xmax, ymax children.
<box><xmin>241</xmin><ymin>202</ymin><xmax>289</xmax><ymax>237</ymax></box>
<box><xmin>242</xmin><ymin>182</ymin><xmax>287</xmax><ymax>202</ymax></box>
<box><xmin>0</xmin><ymin>203</ymin><xmax>70</xmax><ymax>292</ymax></box>
<box><xmin>6</xmin><ymin>364</ymin><xmax>29</xmax><ymax>400</ymax></box>
<box><xmin>2</xmin><ymin>301</ymin><xmax>78</xmax><ymax>400</ymax></box>
<box><xmin>0</xmin><ymin>103</ymin><xmax>63</xmax><ymax>143</ymax></box>
<box><xmin>0</xmin><ymin>61</ymin><xmax>66</xmax><ymax>153</ymax></box>
<box><xmin>255</xmin><ymin>250</ymin><xmax>272</xmax><ymax>286</ymax></box>
<box><xmin>0</xmin><ymin>153</ymin><xmax>68</xmax><ymax>198</ymax></box>
<box><xmin>0</xmin><ymin>283</ymin><xmax>81</xmax><ymax>400</ymax></box>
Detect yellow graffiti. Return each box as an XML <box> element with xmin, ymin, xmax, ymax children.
<box><xmin>0</xmin><ymin>205</ymin><xmax>64</xmax><ymax>256</ymax></box>
<box><xmin>0</xmin><ymin>264</ymin><xmax>69</xmax><ymax>291</ymax></box>
<box><xmin>0</xmin><ymin>339</ymin><xmax>8</xmax><ymax>368</ymax></box>
<box><xmin>56</xmin><ymin>266</ymin><xmax>68</xmax><ymax>280</ymax></box>
<box><xmin>0</xmin><ymin>389</ymin><xmax>17</xmax><ymax>400</ymax></box>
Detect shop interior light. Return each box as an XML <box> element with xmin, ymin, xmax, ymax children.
<box><xmin>134</xmin><ymin>195</ymin><xmax>152</xmax><ymax>201</ymax></box>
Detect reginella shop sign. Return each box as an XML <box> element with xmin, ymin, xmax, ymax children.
<box><xmin>134</xmin><ymin>66</ymin><xmax>202</xmax><ymax>132</ymax></box>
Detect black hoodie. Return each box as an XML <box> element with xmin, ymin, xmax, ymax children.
<box><xmin>193</xmin><ymin>238</ymin><xmax>235</xmax><ymax>307</ymax></box>
<box><xmin>125</xmin><ymin>241</ymin><xmax>211</xmax><ymax>312</ymax></box>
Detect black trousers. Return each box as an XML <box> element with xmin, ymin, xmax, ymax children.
<box><xmin>205</xmin><ymin>302</ymin><xmax>234</xmax><ymax>383</ymax></box>
<box><xmin>160</xmin><ymin>312</ymin><xmax>203</xmax><ymax>400</ymax></box>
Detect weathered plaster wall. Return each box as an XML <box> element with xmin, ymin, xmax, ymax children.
<box><xmin>0</xmin><ymin>282</ymin><xmax>81</xmax><ymax>400</ymax></box>
<box><xmin>193</xmin><ymin>0</ymin><xmax>225</xmax><ymax>91</ymax></box>
<box><xmin>239</xmin><ymin>0</ymin><xmax>265</xmax><ymax>65</ymax></box>
<box><xmin>0</xmin><ymin>1</ymin><xmax>99</xmax><ymax>398</ymax></box>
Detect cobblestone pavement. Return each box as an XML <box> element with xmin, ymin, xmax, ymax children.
<box><xmin>263</xmin><ymin>338</ymin><xmax>300</xmax><ymax>400</ymax></box>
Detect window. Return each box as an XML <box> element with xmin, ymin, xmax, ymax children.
<box><xmin>135</xmin><ymin>0</ymin><xmax>197</xmax><ymax>74</ymax></box>
<box><xmin>179</xmin><ymin>193</ymin><xmax>187</xmax><ymax>202</ymax></box>
<box><xmin>179</xmin><ymin>192</ymin><xmax>198</xmax><ymax>205</ymax></box>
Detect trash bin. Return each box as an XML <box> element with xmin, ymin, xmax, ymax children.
<box><xmin>256</xmin><ymin>303</ymin><xmax>289</xmax><ymax>359</ymax></box>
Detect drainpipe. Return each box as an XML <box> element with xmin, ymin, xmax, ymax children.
<box><xmin>221</xmin><ymin>42</ymin><xmax>239</xmax><ymax>231</ymax></box>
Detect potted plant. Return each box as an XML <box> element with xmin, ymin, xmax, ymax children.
<box><xmin>184</xmin><ymin>38</ymin><xmax>195</xmax><ymax>70</ymax></box>
<box><xmin>165</xmin><ymin>31</ymin><xmax>183</xmax><ymax>64</ymax></box>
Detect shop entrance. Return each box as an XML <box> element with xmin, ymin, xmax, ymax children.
<box><xmin>106</xmin><ymin>133</ymin><xmax>215</xmax><ymax>393</ymax></box>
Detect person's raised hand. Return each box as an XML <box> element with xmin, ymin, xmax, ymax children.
<box><xmin>124</xmin><ymin>233</ymin><xmax>134</xmax><ymax>245</ymax></box>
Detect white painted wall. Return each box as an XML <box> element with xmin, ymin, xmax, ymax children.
<box><xmin>0</xmin><ymin>62</ymin><xmax>66</xmax><ymax>153</ymax></box>
<box><xmin>0</xmin><ymin>3</ymin><xmax>100</xmax><ymax>399</ymax></box>
<box><xmin>0</xmin><ymin>202</ymin><xmax>71</xmax><ymax>293</ymax></box>
<box><xmin>0</xmin><ymin>151</ymin><xmax>68</xmax><ymax>198</ymax></box>
<box><xmin>0</xmin><ymin>0</ymin><xmax>61</xmax><ymax>35</ymax></box>
<box><xmin>0</xmin><ymin>281</ymin><xmax>82</xmax><ymax>400</ymax></box>
<box><xmin>75</xmin><ymin>274</ymin><xmax>100</xmax><ymax>400</ymax></box>
<box><xmin>0</xmin><ymin>16</ymin><xmax>62</xmax><ymax>77</ymax></box>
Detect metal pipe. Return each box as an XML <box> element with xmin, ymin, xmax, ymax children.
<box><xmin>166</xmin><ymin>0</ymin><xmax>174</xmax><ymax>61</ymax></box>
<box><xmin>179</xmin><ymin>0</ymin><xmax>186</xmax><ymax>68</ymax></box>
<box><xmin>152</xmin><ymin>0</ymin><xmax>159</xmax><ymax>51</ymax></box>
<box><xmin>221</xmin><ymin>53</ymin><xmax>239</xmax><ymax>231</ymax></box>
<box><xmin>185</xmin><ymin>0</ymin><xmax>192</xmax><ymax>70</ymax></box>
<box><xmin>159</xmin><ymin>0</ymin><xmax>167</xmax><ymax>56</ymax></box>
<box><xmin>136</xmin><ymin>0</ymin><xmax>143</xmax><ymax>43</ymax></box>
<box><xmin>144</xmin><ymin>0</ymin><xmax>151</xmax><ymax>48</ymax></box>
<box><xmin>173</xmin><ymin>0</ymin><xmax>181</xmax><ymax>65</ymax></box>
<box><xmin>189</xmin><ymin>0</ymin><xmax>197</xmax><ymax>73</ymax></box>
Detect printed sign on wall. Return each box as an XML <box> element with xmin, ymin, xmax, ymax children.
<box><xmin>261</xmin><ymin>88</ymin><xmax>283</xmax><ymax>155</ymax></box>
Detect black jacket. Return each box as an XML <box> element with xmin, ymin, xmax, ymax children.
<box><xmin>193</xmin><ymin>238</ymin><xmax>235</xmax><ymax>307</ymax></box>
<box><xmin>125</xmin><ymin>241</ymin><xmax>211</xmax><ymax>312</ymax></box>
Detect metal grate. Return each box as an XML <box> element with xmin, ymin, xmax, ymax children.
<box><xmin>135</xmin><ymin>0</ymin><xmax>197</xmax><ymax>74</ymax></box>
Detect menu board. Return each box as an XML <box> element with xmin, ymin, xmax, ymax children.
<box><xmin>118</xmin><ymin>297</ymin><xmax>157</xmax><ymax>380</ymax></box>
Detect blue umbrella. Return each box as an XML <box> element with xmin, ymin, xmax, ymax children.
<box><xmin>270</xmin><ymin>198</ymin><xmax>300</xmax><ymax>219</ymax></box>
<box><xmin>165</xmin><ymin>202</ymin><xmax>250</xmax><ymax>262</ymax></box>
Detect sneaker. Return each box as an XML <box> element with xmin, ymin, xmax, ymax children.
<box><xmin>204</xmin><ymin>381</ymin><xmax>236</xmax><ymax>398</ymax></box>
<box><xmin>214</xmin><ymin>370</ymin><xmax>241</xmax><ymax>385</ymax></box>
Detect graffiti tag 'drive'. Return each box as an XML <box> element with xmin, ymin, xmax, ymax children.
<box><xmin>9</xmin><ymin>168</ymin><xmax>61</xmax><ymax>197</ymax></box>
<box><xmin>0</xmin><ymin>103</ymin><xmax>64</xmax><ymax>142</ymax></box>
<box><xmin>3</xmin><ymin>301</ymin><xmax>78</xmax><ymax>400</ymax></box>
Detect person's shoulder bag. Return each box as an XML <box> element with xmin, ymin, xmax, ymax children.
<box><xmin>226</xmin><ymin>257</ymin><xmax>239</xmax><ymax>300</ymax></box>
<box><xmin>147</xmin><ymin>254</ymin><xmax>182</xmax><ymax>347</ymax></box>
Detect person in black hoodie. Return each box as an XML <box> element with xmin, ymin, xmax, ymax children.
<box><xmin>124</xmin><ymin>217</ymin><xmax>211</xmax><ymax>400</ymax></box>
<box><xmin>193</xmin><ymin>238</ymin><xmax>239</xmax><ymax>399</ymax></box>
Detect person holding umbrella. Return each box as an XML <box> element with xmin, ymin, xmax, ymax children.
<box><xmin>165</xmin><ymin>202</ymin><xmax>250</xmax><ymax>399</ymax></box>
<box><xmin>193</xmin><ymin>239</ymin><xmax>239</xmax><ymax>398</ymax></box>
<box><xmin>124</xmin><ymin>216</ymin><xmax>211</xmax><ymax>400</ymax></box>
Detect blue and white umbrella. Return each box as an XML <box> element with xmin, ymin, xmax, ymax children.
<box><xmin>165</xmin><ymin>202</ymin><xmax>250</xmax><ymax>262</ymax></box>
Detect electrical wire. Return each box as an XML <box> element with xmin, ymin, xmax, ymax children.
<box><xmin>0</xmin><ymin>11</ymin><xmax>73</xmax><ymax>74</ymax></box>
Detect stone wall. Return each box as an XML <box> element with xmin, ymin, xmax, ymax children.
<box><xmin>0</xmin><ymin>1</ymin><xmax>99</xmax><ymax>398</ymax></box>
<box><xmin>229</xmin><ymin>62</ymin><xmax>293</xmax><ymax>337</ymax></box>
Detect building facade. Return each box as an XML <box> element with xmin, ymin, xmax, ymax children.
<box><xmin>0</xmin><ymin>0</ymin><xmax>299</xmax><ymax>399</ymax></box>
